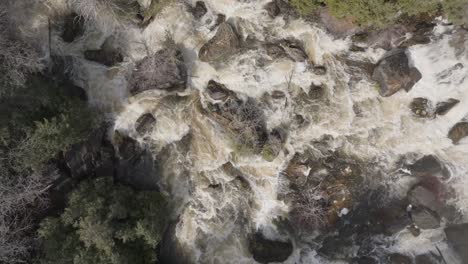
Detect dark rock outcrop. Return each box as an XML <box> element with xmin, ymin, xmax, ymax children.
<box><xmin>265</xmin><ymin>39</ymin><xmax>308</xmax><ymax>62</ymax></box>
<box><xmin>448</xmin><ymin>122</ymin><xmax>468</xmax><ymax>144</ymax></box>
<box><xmin>114</xmin><ymin>132</ymin><xmax>159</xmax><ymax>190</ymax></box>
<box><xmin>435</xmin><ymin>99</ymin><xmax>460</xmax><ymax>116</ymax></box>
<box><xmin>387</xmin><ymin>253</ymin><xmax>413</xmax><ymax>264</ymax></box>
<box><xmin>264</xmin><ymin>0</ymin><xmax>298</xmax><ymax>19</ymax></box>
<box><xmin>445</xmin><ymin>223</ymin><xmax>468</xmax><ymax>263</ymax></box>
<box><xmin>199</xmin><ymin>22</ymin><xmax>241</xmax><ymax>62</ymax></box>
<box><xmin>319</xmin><ymin>7</ymin><xmax>359</xmax><ymax>37</ymax></box>
<box><xmin>206</xmin><ymin>80</ymin><xmax>234</xmax><ymax>101</ymax></box>
<box><xmin>408</xmin><ymin>185</ymin><xmax>441</xmax><ymax>213</ymax></box>
<box><xmin>135</xmin><ymin>113</ymin><xmax>156</xmax><ymax>135</ymax></box>
<box><xmin>130</xmin><ymin>49</ymin><xmax>187</xmax><ymax>94</ymax></box>
<box><xmin>248</xmin><ymin>232</ymin><xmax>293</xmax><ymax>263</ymax></box>
<box><xmin>415</xmin><ymin>253</ymin><xmax>443</xmax><ymax>264</ymax></box>
<box><xmin>61</xmin><ymin>13</ymin><xmax>85</xmax><ymax>43</ymax></box>
<box><xmin>372</xmin><ymin>49</ymin><xmax>422</xmax><ymax>97</ymax></box>
<box><xmin>84</xmin><ymin>37</ymin><xmax>123</xmax><ymax>67</ymax></box>
<box><xmin>158</xmin><ymin>221</ymin><xmax>194</xmax><ymax>264</ymax></box>
<box><xmin>191</xmin><ymin>1</ymin><xmax>207</xmax><ymax>19</ymax></box>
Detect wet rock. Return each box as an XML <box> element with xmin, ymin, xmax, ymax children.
<box><xmin>409</xmin><ymin>155</ymin><xmax>450</xmax><ymax>180</ymax></box>
<box><xmin>130</xmin><ymin>49</ymin><xmax>187</xmax><ymax>94</ymax></box>
<box><xmin>248</xmin><ymin>232</ymin><xmax>293</xmax><ymax>263</ymax></box>
<box><xmin>403</xmin><ymin>22</ymin><xmax>436</xmax><ymax>47</ymax></box>
<box><xmin>210</xmin><ymin>13</ymin><xmax>226</xmax><ymax>30</ymax></box>
<box><xmin>372</xmin><ymin>49</ymin><xmax>422</xmax><ymax>97</ymax></box>
<box><xmin>271</xmin><ymin>90</ymin><xmax>286</xmax><ymax>99</ymax></box>
<box><xmin>191</xmin><ymin>1</ymin><xmax>207</xmax><ymax>19</ymax></box>
<box><xmin>408</xmin><ymin>185</ymin><xmax>441</xmax><ymax>214</ymax></box>
<box><xmin>415</xmin><ymin>253</ymin><xmax>443</xmax><ymax>264</ymax></box>
<box><xmin>135</xmin><ymin>113</ymin><xmax>156</xmax><ymax>135</ymax></box>
<box><xmin>61</xmin><ymin>13</ymin><xmax>85</xmax><ymax>43</ymax></box>
<box><xmin>445</xmin><ymin>223</ymin><xmax>468</xmax><ymax>263</ymax></box>
<box><xmin>114</xmin><ymin>132</ymin><xmax>159</xmax><ymax>190</ymax></box>
<box><xmin>263</xmin><ymin>0</ymin><xmax>298</xmax><ymax>19</ymax></box>
<box><xmin>412</xmin><ymin>207</ymin><xmax>440</xmax><ymax>229</ymax></box>
<box><xmin>158</xmin><ymin>222</ymin><xmax>194</xmax><ymax>264</ymax></box>
<box><xmin>388</xmin><ymin>253</ymin><xmax>412</xmax><ymax>264</ymax></box>
<box><xmin>265</xmin><ymin>39</ymin><xmax>307</xmax><ymax>62</ymax></box>
<box><xmin>351</xmin><ymin>256</ymin><xmax>378</xmax><ymax>264</ymax></box>
<box><xmin>435</xmin><ymin>99</ymin><xmax>460</xmax><ymax>116</ymax></box>
<box><xmin>352</xmin><ymin>26</ymin><xmax>407</xmax><ymax>50</ymax></box>
<box><xmin>408</xmin><ymin>224</ymin><xmax>421</xmax><ymax>237</ymax></box>
<box><xmin>448</xmin><ymin>122</ymin><xmax>468</xmax><ymax>144</ymax></box>
<box><xmin>261</xmin><ymin>127</ymin><xmax>287</xmax><ymax>162</ymax></box>
<box><xmin>206</xmin><ymin>80</ymin><xmax>234</xmax><ymax>101</ymax></box>
<box><xmin>410</xmin><ymin>98</ymin><xmax>434</xmax><ymax>118</ymax></box>
<box><xmin>313</xmin><ymin>66</ymin><xmax>327</xmax><ymax>75</ymax></box>
<box><xmin>319</xmin><ymin>7</ymin><xmax>359</xmax><ymax>37</ymax></box>
<box><xmin>199</xmin><ymin>22</ymin><xmax>241</xmax><ymax>62</ymax></box>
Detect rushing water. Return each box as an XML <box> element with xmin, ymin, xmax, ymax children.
<box><xmin>22</xmin><ymin>0</ymin><xmax>468</xmax><ymax>263</ymax></box>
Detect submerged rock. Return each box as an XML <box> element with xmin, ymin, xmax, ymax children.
<box><xmin>408</xmin><ymin>185</ymin><xmax>440</xmax><ymax>213</ymax></box>
<box><xmin>135</xmin><ymin>113</ymin><xmax>156</xmax><ymax>135</ymax></box>
<box><xmin>408</xmin><ymin>155</ymin><xmax>450</xmax><ymax>180</ymax></box>
<box><xmin>206</xmin><ymin>80</ymin><xmax>234</xmax><ymax>101</ymax></box>
<box><xmin>435</xmin><ymin>98</ymin><xmax>460</xmax><ymax>115</ymax></box>
<box><xmin>372</xmin><ymin>49</ymin><xmax>422</xmax><ymax>97</ymax></box>
<box><xmin>61</xmin><ymin>13</ymin><xmax>85</xmax><ymax>43</ymax></box>
<box><xmin>265</xmin><ymin>39</ymin><xmax>308</xmax><ymax>62</ymax></box>
<box><xmin>412</xmin><ymin>207</ymin><xmax>440</xmax><ymax>229</ymax></box>
<box><xmin>410</xmin><ymin>97</ymin><xmax>434</xmax><ymax>118</ymax></box>
<box><xmin>191</xmin><ymin>1</ymin><xmax>207</xmax><ymax>19</ymax></box>
<box><xmin>130</xmin><ymin>49</ymin><xmax>187</xmax><ymax>94</ymax></box>
<box><xmin>448</xmin><ymin>122</ymin><xmax>468</xmax><ymax>144</ymax></box>
<box><xmin>387</xmin><ymin>253</ymin><xmax>412</xmax><ymax>264</ymax></box>
<box><xmin>445</xmin><ymin>223</ymin><xmax>468</xmax><ymax>263</ymax></box>
<box><xmin>199</xmin><ymin>22</ymin><xmax>241</xmax><ymax>62</ymax></box>
<box><xmin>248</xmin><ymin>232</ymin><xmax>293</xmax><ymax>263</ymax></box>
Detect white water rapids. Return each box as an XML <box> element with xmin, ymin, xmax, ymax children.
<box><xmin>21</xmin><ymin>0</ymin><xmax>468</xmax><ymax>263</ymax></box>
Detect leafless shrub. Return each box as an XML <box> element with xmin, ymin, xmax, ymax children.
<box><xmin>0</xmin><ymin>4</ymin><xmax>44</xmax><ymax>95</ymax></box>
<box><xmin>289</xmin><ymin>187</ymin><xmax>327</xmax><ymax>230</ymax></box>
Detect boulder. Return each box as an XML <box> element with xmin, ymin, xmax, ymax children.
<box><xmin>191</xmin><ymin>1</ymin><xmax>207</xmax><ymax>19</ymax></box>
<box><xmin>412</xmin><ymin>207</ymin><xmax>440</xmax><ymax>229</ymax></box>
<box><xmin>409</xmin><ymin>155</ymin><xmax>450</xmax><ymax>180</ymax></box>
<box><xmin>313</xmin><ymin>66</ymin><xmax>327</xmax><ymax>75</ymax></box>
<box><xmin>199</xmin><ymin>22</ymin><xmax>241</xmax><ymax>62</ymax></box>
<box><xmin>265</xmin><ymin>39</ymin><xmax>308</xmax><ymax>62</ymax></box>
<box><xmin>351</xmin><ymin>256</ymin><xmax>378</xmax><ymax>264</ymax></box>
<box><xmin>61</xmin><ymin>13</ymin><xmax>85</xmax><ymax>43</ymax></box>
<box><xmin>372</xmin><ymin>49</ymin><xmax>422</xmax><ymax>97</ymax></box>
<box><xmin>248</xmin><ymin>232</ymin><xmax>293</xmax><ymax>263</ymax></box>
<box><xmin>319</xmin><ymin>7</ymin><xmax>359</xmax><ymax>37</ymax></box>
<box><xmin>206</xmin><ymin>80</ymin><xmax>234</xmax><ymax>101</ymax></box>
<box><xmin>445</xmin><ymin>223</ymin><xmax>468</xmax><ymax>263</ymax></box>
<box><xmin>84</xmin><ymin>37</ymin><xmax>123</xmax><ymax>67</ymax></box>
<box><xmin>114</xmin><ymin>132</ymin><xmax>159</xmax><ymax>190</ymax></box>
<box><xmin>352</xmin><ymin>26</ymin><xmax>407</xmax><ymax>51</ymax></box>
<box><xmin>448</xmin><ymin>122</ymin><xmax>468</xmax><ymax>144</ymax></box>
<box><xmin>158</xmin><ymin>222</ymin><xmax>194</xmax><ymax>264</ymax></box>
<box><xmin>388</xmin><ymin>253</ymin><xmax>412</xmax><ymax>264</ymax></box>
<box><xmin>415</xmin><ymin>253</ymin><xmax>443</xmax><ymax>264</ymax></box>
<box><xmin>435</xmin><ymin>99</ymin><xmax>459</xmax><ymax>116</ymax></box>
<box><xmin>135</xmin><ymin>113</ymin><xmax>156</xmax><ymax>135</ymax></box>
<box><xmin>264</xmin><ymin>0</ymin><xmax>298</xmax><ymax>19</ymax></box>
<box><xmin>130</xmin><ymin>49</ymin><xmax>187</xmax><ymax>94</ymax></box>
<box><xmin>410</xmin><ymin>97</ymin><xmax>434</xmax><ymax>118</ymax></box>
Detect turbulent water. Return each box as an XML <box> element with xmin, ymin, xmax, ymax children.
<box><xmin>20</xmin><ymin>0</ymin><xmax>468</xmax><ymax>263</ymax></box>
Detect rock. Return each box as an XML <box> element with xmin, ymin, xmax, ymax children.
<box><xmin>435</xmin><ymin>99</ymin><xmax>460</xmax><ymax>115</ymax></box>
<box><xmin>265</xmin><ymin>39</ymin><xmax>307</xmax><ymax>62</ymax></box>
<box><xmin>191</xmin><ymin>1</ymin><xmax>207</xmax><ymax>19</ymax></box>
<box><xmin>261</xmin><ymin>127</ymin><xmax>287</xmax><ymax>162</ymax></box>
<box><xmin>403</xmin><ymin>22</ymin><xmax>436</xmax><ymax>47</ymax></box>
<box><xmin>319</xmin><ymin>7</ymin><xmax>359</xmax><ymax>37</ymax></box>
<box><xmin>271</xmin><ymin>90</ymin><xmax>285</xmax><ymax>99</ymax></box>
<box><xmin>351</xmin><ymin>256</ymin><xmax>378</xmax><ymax>264</ymax></box>
<box><xmin>158</xmin><ymin>222</ymin><xmax>194</xmax><ymax>264</ymax></box>
<box><xmin>372</xmin><ymin>49</ymin><xmax>422</xmax><ymax>97</ymax></box>
<box><xmin>264</xmin><ymin>1</ymin><xmax>280</xmax><ymax>17</ymax></box>
<box><xmin>448</xmin><ymin>122</ymin><xmax>468</xmax><ymax>144</ymax></box>
<box><xmin>412</xmin><ymin>207</ymin><xmax>440</xmax><ymax>229</ymax></box>
<box><xmin>408</xmin><ymin>186</ymin><xmax>440</xmax><ymax>213</ymax></box>
<box><xmin>135</xmin><ymin>113</ymin><xmax>156</xmax><ymax>135</ymax></box>
<box><xmin>114</xmin><ymin>132</ymin><xmax>159</xmax><ymax>190</ymax></box>
<box><xmin>409</xmin><ymin>155</ymin><xmax>450</xmax><ymax>180</ymax></box>
<box><xmin>210</xmin><ymin>13</ymin><xmax>226</xmax><ymax>31</ymax></box>
<box><xmin>408</xmin><ymin>224</ymin><xmax>421</xmax><ymax>237</ymax></box>
<box><xmin>199</xmin><ymin>22</ymin><xmax>241</xmax><ymax>62</ymax></box>
<box><xmin>410</xmin><ymin>97</ymin><xmax>434</xmax><ymax>118</ymax></box>
<box><xmin>313</xmin><ymin>66</ymin><xmax>327</xmax><ymax>75</ymax></box>
<box><xmin>445</xmin><ymin>223</ymin><xmax>468</xmax><ymax>263</ymax></box>
<box><xmin>388</xmin><ymin>253</ymin><xmax>412</xmax><ymax>264</ymax></box>
<box><xmin>206</xmin><ymin>80</ymin><xmax>234</xmax><ymax>101</ymax></box>
<box><xmin>415</xmin><ymin>253</ymin><xmax>443</xmax><ymax>264</ymax></box>
<box><xmin>61</xmin><ymin>13</ymin><xmax>85</xmax><ymax>43</ymax></box>
<box><xmin>130</xmin><ymin>49</ymin><xmax>187</xmax><ymax>94</ymax></box>
<box><xmin>248</xmin><ymin>232</ymin><xmax>293</xmax><ymax>263</ymax></box>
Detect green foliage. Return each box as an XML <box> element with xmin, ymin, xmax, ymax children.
<box><xmin>38</xmin><ymin>176</ymin><xmax>168</xmax><ymax>264</ymax></box>
<box><xmin>289</xmin><ymin>0</ymin><xmax>446</xmax><ymax>27</ymax></box>
<box><xmin>443</xmin><ymin>0</ymin><xmax>468</xmax><ymax>26</ymax></box>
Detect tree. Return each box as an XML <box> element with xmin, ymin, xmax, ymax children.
<box><xmin>38</xmin><ymin>176</ymin><xmax>168</xmax><ymax>264</ymax></box>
